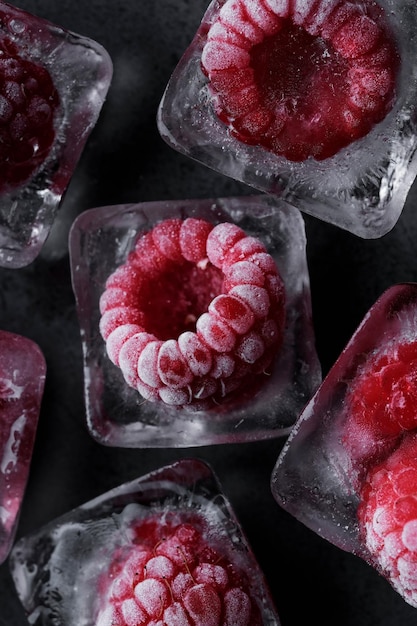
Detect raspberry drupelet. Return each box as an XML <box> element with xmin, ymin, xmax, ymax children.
<box><xmin>358</xmin><ymin>433</ymin><xmax>417</xmax><ymax>608</ymax></box>
<box><xmin>95</xmin><ymin>515</ymin><xmax>262</xmax><ymax>626</ymax></box>
<box><xmin>99</xmin><ymin>217</ymin><xmax>286</xmax><ymax>410</ymax></box>
<box><xmin>0</xmin><ymin>34</ymin><xmax>59</xmax><ymax>193</ymax></box>
<box><xmin>201</xmin><ymin>0</ymin><xmax>400</xmax><ymax>161</ymax></box>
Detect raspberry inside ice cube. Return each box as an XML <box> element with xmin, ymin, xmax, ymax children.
<box><xmin>0</xmin><ymin>35</ymin><xmax>59</xmax><ymax>193</ymax></box>
<box><xmin>358</xmin><ymin>433</ymin><xmax>417</xmax><ymax>608</ymax></box>
<box><xmin>96</xmin><ymin>515</ymin><xmax>263</xmax><ymax>626</ymax></box>
<box><xmin>342</xmin><ymin>340</ymin><xmax>417</xmax><ymax>480</ymax></box>
<box><xmin>99</xmin><ymin>217</ymin><xmax>286</xmax><ymax>410</ymax></box>
<box><xmin>201</xmin><ymin>0</ymin><xmax>399</xmax><ymax>161</ymax></box>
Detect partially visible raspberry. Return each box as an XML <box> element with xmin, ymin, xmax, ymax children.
<box><xmin>95</xmin><ymin>515</ymin><xmax>262</xmax><ymax>625</ymax></box>
<box><xmin>0</xmin><ymin>36</ymin><xmax>59</xmax><ymax>193</ymax></box>
<box><xmin>342</xmin><ymin>340</ymin><xmax>417</xmax><ymax>479</ymax></box>
<box><xmin>358</xmin><ymin>433</ymin><xmax>417</xmax><ymax>608</ymax></box>
<box><xmin>201</xmin><ymin>0</ymin><xmax>399</xmax><ymax>161</ymax></box>
<box><xmin>99</xmin><ymin>217</ymin><xmax>286</xmax><ymax>410</ymax></box>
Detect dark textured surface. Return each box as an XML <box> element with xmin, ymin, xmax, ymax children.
<box><xmin>1</xmin><ymin>1</ymin><xmax>417</xmax><ymax>624</ymax></box>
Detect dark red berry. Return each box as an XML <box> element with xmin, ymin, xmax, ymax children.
<box><xmin>0</xmin><ymin>37</ymin><xmax>59</xmax><ymax>193</ymax></box>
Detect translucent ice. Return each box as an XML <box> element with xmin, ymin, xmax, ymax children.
<box><xmin>0</xmin><ymin>1</ymin><xmax>112</xmax><ymax>268</ymax></box>
<box><xmin>157</xmin><ymin>0</ymin><xmax>417</xmax><ymax>238</ymax></box>
<box><xmin>9</xmin><ymin>458</ymin><xmax>281</xmax><ymax>625</ymax></box>
<box><xmin>271</xmin><ymin>283</ymin><xmax>417</xmax><ymax>608</ymax></box>
<box><xmin>68</xmin><ymin>195</ymin><xmax>321</xmax><ymax>447</ymax></box>
<box><xmin>0</xmin><ymin>330</ymin><xmax>45</xmax><ymax>565</ymax></box>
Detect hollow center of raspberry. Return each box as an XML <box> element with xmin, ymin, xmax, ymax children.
<box><xmin>140</xmin><ymin>261</ymin><xmax>223</xmax><ymax>341</ymax></box>
<box><xmin>250</xmin><ymin>21</ymin><xmax>348</xmax><ymax>117</ymax></box>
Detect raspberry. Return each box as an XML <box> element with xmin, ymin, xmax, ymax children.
<box><xmin>99</xmin><ymin>217</ymin><xmax>286</xmax><ymax>410</ymax></box>
<box><xmin>358</xmin><ymin>433</ymin><xmax>417</xmax><ymax>608</ymax></box>
<box><xmin>201</xmin><ymin>0</ymin><xmax>399</xmax><ymax>161</ymax></box>
<box><xmin>0</xmin><ymin>36</ymin><xmax>59</xmax><ymax>193</ymax></box>
<box><xmin>95</xmin><ymin>516</ymin><xmax>262</xmax><ymax>626</ymax></box>
<box><xmin>342</xmin><ymin>340</ymin><xmax>417</xmax><ymax>478</ymax></box>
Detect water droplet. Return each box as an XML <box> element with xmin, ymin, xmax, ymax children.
<box><xmin>8</xmin><ymin>19</ymin><xmax>25</xmax><ymax>35</ymax></box>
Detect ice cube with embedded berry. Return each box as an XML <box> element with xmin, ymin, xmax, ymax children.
<box><xmin>0</xmin><ymin>330</ymin><xmax>46</xmax><ymax>565</ymax></box>
<box><xmin>271</xmin><ymin>282</ymin><xmax>417</xmax><ymax>608</ymax></box>
<box><xmin>0</xmin><ymin>1</ymin><xmax>112</xmax><ymax>268</ymax></box>
<box><xmin>158</xmin><ymin>0</ymin><xmax>417</xmax><ymax>238</ymax></box>
<box><xmin>9</xmin><ymin>458</ymin><xmax>281</xmax><ymax>626</ymax></box>
<box><xmin>69</xmin><ymin>195</ymin><xmax>320</xmax><ymax>448</ymax></box>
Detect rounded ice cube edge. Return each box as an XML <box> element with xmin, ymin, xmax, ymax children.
<box><xmin>157</xmin><ymin>0</ymin><xmax>417</xmax><ymax>239</ymax></box>
<box><xmin>0</xmin><ymin>1</ymin><xmax>113</xmax><ymax>269</ymax></box>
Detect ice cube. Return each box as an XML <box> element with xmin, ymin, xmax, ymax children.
<box><xmin>68</xmin><ymin>195</ymin><xmax>321</xmax><ymax>448</ymax></box>
<box><xmin>0</xmin><ymin>1</ymin><xmax>112</xmax><ymax>268</ymax></box>
<box><xmin>157</xmin><ymin>0</ymin><xmax>417</xmax><ymax>239</ymax></box>
<box><xmin>271</xmin><ymin>282</ymin><xmax>417</xmax><ymax>608</ymax></box>
<box><xmin>9</xmin><ymin>458</ymin><xmax>281</xmax><ymax>626</ymax></box>
<box><xmin>0</xmin><ymin>330</ymin><xmax>45</xmax><ymax>565</ymax></box>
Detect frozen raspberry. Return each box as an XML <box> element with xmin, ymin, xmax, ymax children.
<box><xmin>0</xmin><ymin>35</ymin><xmax>59</xmax><ymax>193</ymax></box>
<box><xmin>342</xmin><ymin>340</ymin><xmax>417</xmax><ymax>479</ymax></box>
<box><xmin>358</xmin><ymin>433</ymin><xmax>417</xmax><ymax>608</ymax></box>
<box><xmin>201</xmin><ymin>0</ymin><xmax>399</xmax><ymax>161</ymax></box>
<box><xmin>96</xmin><ymin>516</ymin><xmax>262</xmax><ymax>626</ymax></box>
<box><xmin>99</xmin><ymin>217</ymin><xmax>286</xmax><ymax>410</ymax></box>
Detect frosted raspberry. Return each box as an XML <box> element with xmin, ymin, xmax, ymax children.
<box><xmin>342</xmin><ymin>340</ymin><xmax>417</xmax><ymax>478</ymax></box>
<box><xmin>358</xmin><ymin>433</ymin><xmax>417</xmax><ymax>608</ymax></box>
<box><xmin>118</xmin><ymin>333</ymin><xmax>157</xmax><ymax>387</ymax></box>
<box><xmin>0</xmin><ymin>36</ymin><xmax>59</xmax><ymax>193</ymax></box>
<box><xmin>209</xmin><ymin>294</ymin><xmax>255</xmax><ymax>334</ymax></box>
<box><xmin>99</xmin><ymin>217</ymin><xmax>286</xmax><ymax>410</ymax></box>
<box><xmin>206</xmin><ymin>222</ymin><xmax>245</xmax><ymax>268</ymax></box>
<box><xmin>99</xmin><ymin>307</ymin><xmax>146</xmax><ymax>341</ymax></box>
<box><xmin>201</xmin><ymin>0</ymin><xmax>399</xmax><ymax>161</ymax></box>
<box><xmin>96</xmin><ymin>516</ymin><xmax>262</xmax><ymax>626</ymax></box>
<box><xmin>105</xmin><ymin>324</ymin><xmax>144</xmax><ymax>366</ymax></box>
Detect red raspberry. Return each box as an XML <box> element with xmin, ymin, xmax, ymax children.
<box><xmin>95</xmin><ymin>516</ymin><xmax>262</xmax><ymax>625</ymax></box>
<box><xmin>342</xmin><ymin>340</ymin><xmax>417</xmax><ymax>479</ymax></box>
<box><xmin>0</xmin><ymin>36</ymin><xmax>59</xmax><ymax>193</ymax></box>
<box><xmin>358</xmin><ymin>433</ymin><xmax>417</xmax><ymax>608</ymax></box>
<box><xmin>201</xmin><ymin>0</ymin><xmax>399</xmax><ymax>161</ymax></box>
<box><xmin>99</xmin><ymin>217</ymin><xmax>286</xmax><ymax>410</ymax></box>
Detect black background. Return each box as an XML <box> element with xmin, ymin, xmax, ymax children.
<box><xmin>2</xmin><ymin>1</ymin><xmax>417</xmax><ymax>624</ymax></box>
